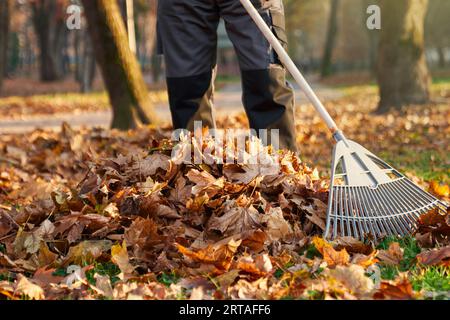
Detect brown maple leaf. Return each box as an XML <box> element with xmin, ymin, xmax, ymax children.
<box><xmin>207</xmin><ymin>201</ymin><xmax>262</xmax><ymax>237</ymax></box>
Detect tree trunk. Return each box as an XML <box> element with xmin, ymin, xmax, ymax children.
<box><xmin>31</xmin><ymin>0</ymin><xmax>67</xmax><ymax>82</ymax></box>
<box><xmin>321</xmin><ymin>0</ymin><xmax>340</xmax><ymax>78</ymax></box>
<box><xmin>81</xmin><ymin>0</ymin><xmax>157</xmax><ymax>129</ymax></box>
<box><xmin>74</xmin><ymin>30</ymin><xmax>82</xmax><ymax>82</ymax></box>
<box><xmin>126</xmin><ymin>0</ymin><xmax>137</xmax><ymax>54</ymax></box>
<box><xmin>376</xmin><ymin>0</ymin><xmax>431</xmax><ymax>113</ymax></box>
<box><xmin>437</xmin><ymin>47</ymin><xmax>446</xmax><ymax>68</ymax></box>
<box><xmin>0</xmin><ymin>0</ymin><xmax>11</xmax><ymax>91</ymax></box>
<box><xmin>80</xmin><ymin>36</ymin><xmax>96</xmax><ymax>93</ymax></box>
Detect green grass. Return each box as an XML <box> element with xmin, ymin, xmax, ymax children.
<box><xmin>85</xmin><ymin>262</ymin><xmax>121</xmax><ymax>286</ymax></box>
<box><xmin>411</xmin><ymin>266</ymin><xmax>450</xmax><ymax>299</ymax></box>
<box><xmin>377</xmin><ymin>236</ymin><xmax>422</xmax><ymax>280</ymax></box>
<box><xmin>378</xmin><ymin>150</ymin><xmax>450</xmax><ymax>184</ymax></box>
<box><xmin>157</xmin><ymin>272</ymin><xmax>180</xmax><ymax>287</ymax></box>
<box><xmin>432</xmin><ymin>76</ymin><xmax>450</xmax><ymax>85</ymax></box>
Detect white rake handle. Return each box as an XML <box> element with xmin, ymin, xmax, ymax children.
<box><xmin>239</xmin><ymin>0</ymin><xmax>340</xmax><ymax>136</ymax></box>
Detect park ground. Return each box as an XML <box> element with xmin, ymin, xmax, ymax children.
<box><xmin>0</xmin><ymin>74</ymin><xmax>449</xmax><ymax>300</ymax></box>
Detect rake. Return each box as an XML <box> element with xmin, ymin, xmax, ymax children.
<box><xmin>240</xmin><ymin>0</ymin><xmax>448</xmax><ymax>240</ymax></box>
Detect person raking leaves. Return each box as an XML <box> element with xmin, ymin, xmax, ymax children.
<box><xmin>156</xmin><ymin>0</ymin><xmax>298</xmax><ymax>152</ymax></box>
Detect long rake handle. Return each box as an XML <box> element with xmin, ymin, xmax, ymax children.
<box><xmin>240</xmin><ymin>0</ymin><xmax>341</xmax><ymax>137</ymax></box>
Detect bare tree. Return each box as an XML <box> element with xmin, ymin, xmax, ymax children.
<box><xmin>81</xmin><ymin>0</ymin><xmax>157</xmax><ymax>129</ymax></box>
<box><xmin>376</xmin><ymin>0</ymin><xmax>431</xmax><ymax>112</ymax></box>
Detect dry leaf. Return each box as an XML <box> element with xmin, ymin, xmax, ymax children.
<box><xmin>111</xmin><ymin>241</ymin><xmax>135</xmax><ymax>278</ymax></box>
<box><xmin>62</xmin><ymin>240</ymin><xmax>112</xmax><ymax>266</ymax></box>
<box><xmin>377</xmin><ymin>242</ymin><xmax>404</xmax><ymax>265</ymax></box>
<box><xmin>262</xmin><ymin>207</ymin><xmax>293</xmax><ymax>241</ymax></box>
<box><xmin>312</xmin><ymin>237</ymin><xmax>350</xmax><ymax>268</ymax></box>
<box><xmin>416</xmin><ymin>246</ymin><xmax>450</xmax><ymax>266</ymax></box>
<box><xmin>207</xmin><ymin>203</ymin><xmax>262</xmax><ymax>237</ymax></box>
<box><xmin>15</xmin><ymin>274</ymin><xmax>45</xmax><ymax>300</ymax></box>
<box><xmin>328</xmin><ymin>265</ymin><xmax>374</xmax><ymax>296</ymax></box>
<box><xmin>176</xmin><ymin>239</ymin><xmax>242</xmax><ymax>272</ymax></box>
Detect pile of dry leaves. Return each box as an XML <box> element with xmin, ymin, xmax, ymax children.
<box><xmin>0</xmin><ymin>120</ymin><xmax>448</xmax><ymax>300</ymax></box>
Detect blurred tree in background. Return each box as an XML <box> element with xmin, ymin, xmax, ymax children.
<box><xmin>0</xmin><ymin>0</ymin><xmax>11</xmax><ymax>92</ymax></box>
<box><xmin>30</xmin><ymin>0</ymin><xmax>69</xmax><ymax>81</ymax></box>
<box><xmin>81</xmin><ymin>0</ymin><xmax>157</xmax><ymax>129</ymax></box>
<box><xmin>425</xmin><ymin>0</ymin><xmax>450</xmax><ymax>69</ymax></box>
<box><xmin>321</xmin><ymin>0</ymin><xmax>340</xmax><ymax>77</ymax></box>
<box><xmin>377</xmin><ymin>0</ymin><xmax>431</xmax><ymax>112</ymax></box>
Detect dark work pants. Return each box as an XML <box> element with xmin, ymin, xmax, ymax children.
<box><xmin>157</xmin><ymin>0</ymin><xmax>298</xmax><ymax>152</ymax></box>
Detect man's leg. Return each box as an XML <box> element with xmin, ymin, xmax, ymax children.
<box><xmin>219</xmin><ymin>0</ymin><xmax>298</xmax><ymax>152</ymax></box>
<box><xmin>157</xmin><ymin>0</ymin><xmax>219</xmax><ymax>131</ymax></box>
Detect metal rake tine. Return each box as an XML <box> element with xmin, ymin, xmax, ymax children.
<box><xmin>377</xmin><ymin>185</ymin><xmax>409</xmax><ymax>236</ymax></box>
<box><xmin>355</xmin><ymin>187</ymin><xmax>368</xmax><ymax>239</ymax></box>
<box><xmin>361</xmin><ymin>186</ymin><xmax>384</xmax><ymax>238</ymax></box>
<box><xmin>381</xmin><ymin>183</ymin><xmax>414</xmax><ymax>234</ymax></box>
<box><xmin>404</xmin><ymin>178</ymin><xmax>437</xmax><ymax>203</ymax></box>
<box><xmin>339</xmin><ymin>186</ymin><xmax>345</xmax><ymax>237</ymax></box>
<box><xmin>400</xmin><ymin>178</ymin><xmax>434</xmax><ymax>207</ymax></box>
<box><xmin>395</xmin><ymin>181</ymin><xmax>431</xmax><ymax>219</ymax></box>
<box><xmin>347</xmin><ymin>187</ymin><xmax>360</xmax><ymax>239</ymax></box>
<box><xmin>398</xmin><ymin>179</ymin><xmax>435</xmax><ymax>217</ymax></box>
<box><xmin>366</xmin><ymin>189</ymin><xmax>388</xmax><ymax>238</ymax></box>
<box><xmin>383</xmin><ymin>182</ymin><xmax>416</xmax><ymax>234</ymax></box>
<box><xmin>343</xmin><ymin>187</ymin><xmax>351</xmax><ymax>237</ymax></box>
<box><xmin>357</xmin><ymin>186</ymin><xmax>379</xmax><ymax>240</ymax></box>
<box><xmin>355</xmin><ymin>186</ymin><xmax>375</xmax><ymax>238</ymax></box>
<box><xmin>387</xmin><ymin>181</ymin><xmax>420</xmax><ymax>230</ymax></box>
<box><xmin>362</xmin><ymin>187</ymin><xmax>386</xmax><ymax>238</ymax></box>
<box><xmin>372</xmin><ymin>188</ymin><xmax>397</xmax><ymax>236</ymax></box>
<box><xmin>333</xmin><ymin>187</ymin><xmax>340</xmax><ymax>239</ymax></box>
<box><xmin>352</xmin><ymin>187</ymin><xmax>367</xmax><ymax>240</ymax></box>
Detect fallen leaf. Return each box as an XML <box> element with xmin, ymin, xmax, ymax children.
<box><xmin>207</xmin><ymin>203</ymin><xmax>262</xmax><ymax>237</ymax></box>
<box><xmin>328</xmin><ymin>265</ymin><xmax>374</xmax><ymax>297</ymax></box>
<box><xmin>374</xmin><ymin>278</ymin><xmax>416</xmax><ymax>300</ymax></box>
<box><xmin>176</xmin><ymin>239</ymin><xmax>242</xmax><ymax>272</ymax></box>
<box><xmin>312</xmin><ymin>237</ymin><xmax>350</xmax><ymax>268</ymax></box>
<box><xmin>62</xmin><ymin>240</ymin><xmax>112</xmax><ymax>266</ymax></box>
<box><xmin>94</xmin><ymin>274</ymin><xmax>114</xmax><ymax>298</ymax></box>
<box><xmin>15</xmin><ymin>274</ymin><xmax>45</xmax><ymax>300</ymax></box>
<box><xmin>377</xmin><ymin>242</ymin><xmax>403</xmax><ymax>265</ymax></box>
<box><xmin>262</xmin><ymin>207</ymin><xmax>293</xmax><ymax>241</ymax></box>
<box><xmin>111</xmin><ymin>241</ymin><xmax>135</xmax><ymax>278</ymax></box>
<box><xmin>351</xmin><ymin>251</ymin><xmax>379</xmax><ymax>268</ymax></box>
<box><xmin>416</xmin><ymin>246</ymin><xmax>450</xmax><ymax>266</ymax></box>
<box><xmin>32</xmin><ymin>267</ymin><xmax>64</xmax><ymax>287</ymax></box>
<box><xmin>430</xmin><ymin>181</ymin><xmax>449</xmax><ymax>198</ymax></box>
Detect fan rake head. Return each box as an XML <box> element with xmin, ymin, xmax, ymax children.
<box><xmin>324</xmin><ymin>139</ymin><xmax>448</xmax><ymax>241</ymax></box>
